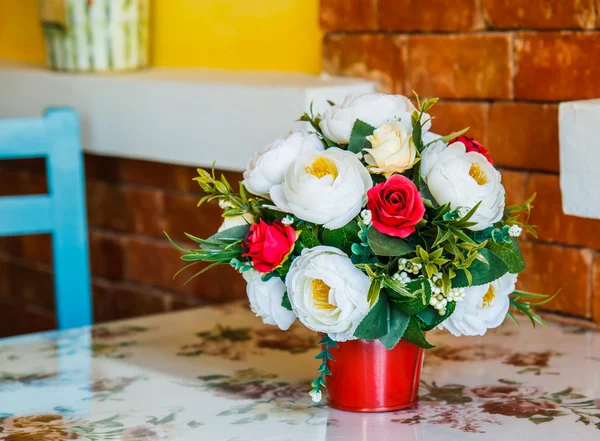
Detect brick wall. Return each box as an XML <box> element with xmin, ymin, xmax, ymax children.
<box><xmin>0</xmin><ymin>156</ymin><xmax>246</xmax><ymax>337</ymax></box>
<box><xmin>321</xmin><ymin>0</ymin><xmax>600</xmax><ymax>325</ymax></box>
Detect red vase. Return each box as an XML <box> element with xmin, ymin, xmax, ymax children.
<box><xmin>324</xmin><ymin>338</ymin><xmax>425</xmax><ymax>412</ymax></box>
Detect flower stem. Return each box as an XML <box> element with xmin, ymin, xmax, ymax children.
<box><xmin>310</xmin><ymin>335</ymin><xmax>338</xmax><ymax>402</ymax></box>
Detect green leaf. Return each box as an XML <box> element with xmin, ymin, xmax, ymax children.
<box><xmin>426</xmin><ymin>127</ymin><xmax>469</xmax><ymax>146</ymax></box>
<box><xmin>281</xmin><ymin>292</ymin><xmax>292</xmax><ymax>311</ymax></box>
<box><xmin>402</xmin><ymin>317</ymin><xmax>435</xmax><ymax>349</ymax></box>
<box><xmin>321</xmin><ymin>222</ymin><xmax>360</xmax><ymax>255</ymax></box>
<box><xmin>367</xmin><ymin>228</ymin><xmax>416</xmax><ymax>257</ymax></box>
<box><xmin>388</xmin><ymin>280</ymin><xmax>432</xmax><ymax>315</ymax></box>
<box><xmin>379</xmin><ymin>305</ymin><xmax>410</xmax><ymax>350</ymax></box>
<box><xmin>199</xmin><ymin>225</ymin><xmax>250</xmax><ymax>250</ymax></box>
<box><xmin>416</xmin><ymin>301</ymin><xmax>456</xmax><ymax>331</ymax></box>
<box><xmin>354</xmin><ymin>291</ymin><xmax>390</xmax><ymax>340</ymax></box>
<box><xmin>367</xmin><ymin>277</ymin><xmax>383</xmax><ymax>308</ymax></box>
<box><xmin>452</xmin><ymin>249</ymin><xmax>509</xmax><ymax>288</ymax></box>
<box><xmin>348</xmin><ymin>120</ymin><xmax>376</xmax><ymax>154</ymax></box>
<box><xmin>487</xmin><ymin>238</ymin><xmax>526</xmax><ymax>273</ymax></box>
<box><xmin>298</xmin><ymin>228</ymin><xmax>320</xmax><ymax>250</ymax></box>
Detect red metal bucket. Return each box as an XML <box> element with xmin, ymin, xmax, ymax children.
<box><xmin>325</xmin><ymin>338</ymin><xmax>424</xmax><ymax>412</ymax></box>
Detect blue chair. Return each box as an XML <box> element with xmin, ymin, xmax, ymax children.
<box><xmin>0</xmin><ymin>108</ymin><xmax>92</xmax><ymax>329</ymax></box>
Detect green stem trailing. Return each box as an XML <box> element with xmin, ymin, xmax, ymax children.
<box><xmin>310</xmin><ymin>335</ymin><xmax>338</xmax><ymax>402</ymax></box>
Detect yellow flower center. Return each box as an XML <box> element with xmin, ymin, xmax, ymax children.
<box><xmin>469</xmin><ymin>163</ymin><xmax>487</xmax><ymax>185</ymax></box>
<box><xmin>305</xmin><ymin>157</ymin><xmax>338</xmax><ymax>179</ymax></box>
<box><xmin>312</xmin><ymin>279</ymin><xmax>335</xmax><ymax>310</ymax></box>
<box><xmin>482</xmin><ymin>285</ymin><xmax>495</xmax><ymax>307</ymax></box>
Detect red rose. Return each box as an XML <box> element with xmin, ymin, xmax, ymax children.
<box><xmin>242</xmin><ymin>220</ymin><xmax>297</xmax><ymax>272</ymax></box>
<box><xmin>450</xmin><ymin>135</ymin><xmax>494</xmax><ymax>164</ymax></box>
<box><xmin>367</xmin><ymin>175</ymin><xmax>425</xmax><ymax>238</ymax></box>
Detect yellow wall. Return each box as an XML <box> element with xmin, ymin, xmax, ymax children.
<box><xmin>0</xmin><ymin>0</ymin><xmax>322</xmax><ymax>73</ymax></box>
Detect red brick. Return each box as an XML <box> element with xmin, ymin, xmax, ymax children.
<box><xmin>323</xmin><ymin>34</ymin><xmax>407</xmax><ymax>93</ymax></box>
<box><xmin>164</xmin><ymin>194</ymin><xmax>223</xmax><ymax>242</ymax></box>
<box><xmin>380</xmin><ymin>0</ymin><xmax>483</xmax><ymax>31</ymax></box>
<box><xmin>592</xmin><ymin>255</ymin><xmax>600</xmax><ymax>323</ymax></box>
<box><xmin>19</xmin><ymin>234</ymin><xmax>53</xmax><ymax>265</ymax></box>
<box><xmin>0</xmin><ymin>168</ymin><xmax>47</xmax><ymax>196</ymax></box>
<box><xmin>500</xmin><ymin>169</ymin><xmax>529</xmax><ymax>207</ymax></box>
<box><xmin>92</xmin><ymin>280</ymin><xmax>115</xmax><ymax>323</ymax></box>
<box><xmin>428</xmin><ymin>101</ymin><xmax>489</xmax><ymax>145</ymax></box>
<box><xmin>488</xmin><ymin>103</ymin><xmax>559</xmax><ymax>172</ymax></box>
<box><xmin>518</xmin><ymin>241</ymin><xmax>591</xmax><ymax>317</ymax></box>
<box><xmin>0</xmin><ymin>301</ymin><xmax>56</xmax><ymax>338</ymax></box>
<box><xmin>111</xmin><ymin>283</ymin><xmax>171</xmax><ymax>320</ymax></box>
<box><xmin>123</xmin><ymin>187</ymin><xmax>165</xmax><ymax>237</ymax></box>
<box><xmin>320</xmin><ymin>0</ymin><xmax>377</xmax><ymax>32</ymax></box>
<box><xmin>527</xmin><ymin>173</ymin><xmax>600</xmax><ymax>249</ymax></box>
<box><xmin>4</xmin><ymin>262</ymin><xmax>54</xmax><ymax>312</ymax></box>
<box><xmin>84</xmin><ymin>154</ymin><xmax>121</xmax><ymax>182</ymax></box>
<box><xmin>89</xmin><ymin>231</ymin><xmax>126</xmax><ymax>280</ymax></box>
<box><xmin>515</xmin><ymin>33</ymin><xmax>600</xmax><ymax>101</ymax></box>
<box><xmin>409</xmin><ymin>34</ymin><xmax>512</xmax><ymax>99</ymax></box>
<box><xmin>124</xmin><ymin>237</ymin><xmax>246</xmax><ymax>302</ymax></box>
<box><xmin>483</xmin><ymin>0</ymin><xmax>595</xmax><ymax>29</ymax></box>
<box><xmin>86</xmin><ymin>181</ymin><xmax>164</xmax><ymax>236</ymax></box>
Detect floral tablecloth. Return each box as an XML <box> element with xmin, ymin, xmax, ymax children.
<box><xmin>0</xmin><ymin>302</ymin><xmax>599</xmax><ymax>440</ymax></box>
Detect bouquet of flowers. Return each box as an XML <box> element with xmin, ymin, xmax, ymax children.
<box><xmin>169</xmin><ymin>93</ymin><xmax>554</xmax><ymax>403</ymax></box>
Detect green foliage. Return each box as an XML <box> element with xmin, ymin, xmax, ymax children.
<box><xmin>424</xmin><ymin>127</ymin><xmax>470</xmax><ymax>147</ymax></box>
<box><xmin>281</xmin><ymin>292</ymin><xmax>292</xmax><ymax>311</ymax></box>
<box><xmin>452</xmin><ymin>248</ymin><xmax>509</xmax><ymax>288</ymax></box>
<box><xmin>379</xmin><ymin>305</ymin><xmax>410</xmax><ymax>350</ymax></box>
<box><xmin>388</xmin><ymin>279</ymin><xmax>432</xmax><ymax>315</ymax></box>
<box><xmin>367</xmin><ymin>228</ymin><xmax>416</xmax><ymax>257</ymax></box>
<box><xmin>187</xmin><ymin>225</ymin><xmax>249</xmax><ymax>251</ymax></box>
<box><xmin>417</xmin><ymin>301</ymin><xmax>456</xmax><ymax>331</ymax></box>
<box><xmin>508</xmin><ymin>290</ymin><xmax>560</xmax><ymax>328</ymax></box>
<box><xmin>194</xmin><ymin>167</ymin><xmax>266</xmax><ymax>217</ymax></box>
<box><xmin>402</xmin><ymin>317</ymin><xmax>435</xmax><ymax>349</ymax></box>
<box><xmin>321</xmin><ymin>222</ymin><xmax>360</xmax><ymax>255</ymax></box>
<box><xmin>487</xmin><ymin>238</ymin><xmax>526</xmax><ymax>274</ymax></box>
<box><xmin>311</xmin><ymin>335</ymin><xmax>338</xmax><ymax>399</ymax></box>
<box><xmin>351</xmin><ymin>221</ymin><xmax>376</xmax><ymax>265</ymax></box>
<box><xmin>297</xmin><ymin>227</ymin><xmax>321</xmax><ymax>250</ymax></box>
<box><xmin>472</xmin><ymin>225</ymin><xmax>512</xmax><ymax>244</ymax></box>
<box><xmin>505</xmin><ymin>193</ymin><xmax>538</xmax><ymax>238</ymax></box>
<box><xmin>354</xmin><ymin>291</ymin><xmax>390</xmax><ymax>340</ymax></box>
<box><xmin>348</xmin><ymin>120</ymin><xmax>376</xmax><ymax>154</ymax></box>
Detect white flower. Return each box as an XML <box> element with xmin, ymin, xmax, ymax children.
<box><xmin>281</xmin><ymin>215</ymin><xmax>294</xmax><ymax>226</ymax></box>
<box><xmin>217</xmin><ymin>213</ymin><xmax>255</xmax><ymax>232</ymax></box>
<box><xmin>242</xmin><ymin>131</ymin><xmax>323</xmax><ymax>197</ymax></box>
<box><xmin>285</xmin><ymin>246</ymin><xmax>371</xmax><ymax>342</ymax></box>
<box><xmin>364</xmin><ymin>121</ymin><xmax>417</xmax><ymax>175</ymax></box>
<box><xmin>242</xmin><ymin>270</ymin><xmax>297</xmax><ymax>331</ymax></box>
<box><xmin>360</xmin><ymin>209</ymin><xmax>372</xmax><ymax>225</ymax></box>
<box><xmin>309</xmin><ymin>390</ymin><xmax>322</xmax><ymax>403</ymax></box>
<box><xmin>270</xmin><ymin>147</ymin><xmax>372</xmax><ymax>229</ymax></box>
<box><xmin>319</xmin><ymin>93</ymin><xmax>431</xmax><ymax>145</ymax></box>
<box><xmin>439</xmin><ymin>273</ymin><xmax>518</xmax><ymax>336</ymax></box>
<box><xmin>420</xmin><ymin>142</ymin><xmax>505</xmax><ymax>231</ymax></box>
<box><xmin>509</xmin><ymin>225</ymin><xmax>523</xmax><ymax>237</ymax></box>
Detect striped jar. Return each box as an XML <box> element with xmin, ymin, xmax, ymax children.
<box><xmin>40</xmin><ymin>0</ymin><xmax>150</xmax><ymax>72</ymax></box>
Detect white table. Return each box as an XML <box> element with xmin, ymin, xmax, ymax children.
<box><xmin>0</xmin><ymin>302</ymin><xmax>599</xmax><ymax>440</ymax></box>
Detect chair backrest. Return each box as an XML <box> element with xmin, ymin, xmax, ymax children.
<box><xmin>0</xmin><ymin>108</ymin><xmax>92</xmax><ymax>329</ymax></box>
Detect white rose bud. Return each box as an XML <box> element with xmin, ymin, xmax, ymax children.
<box><xmin>364</xmin><ymin>121</ymin><xmax>417</xmax><ymax>175</ymax></box>
<box><xmin>243</xmin><ymin>270</ymin><xmax>297</xmax><ymax>331</ymax></box>
<box><xmin>242</xmin><ymin>132</ymin><xmax>323</xmax><ymax>197</ymax></box>
<box><xmin>217</xmin><ymin>213</ymin><xmax>255</xmax><ymax>232</ymax></box>
<box><xmin>285</xmin><ymin>246</ymin><xmax>371</xmax><ymax>342</ymax></box>
<box><xmin>319</xmin><ymin>93</ymin><xmax>431</xmax><ymax>145</ymax></box>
